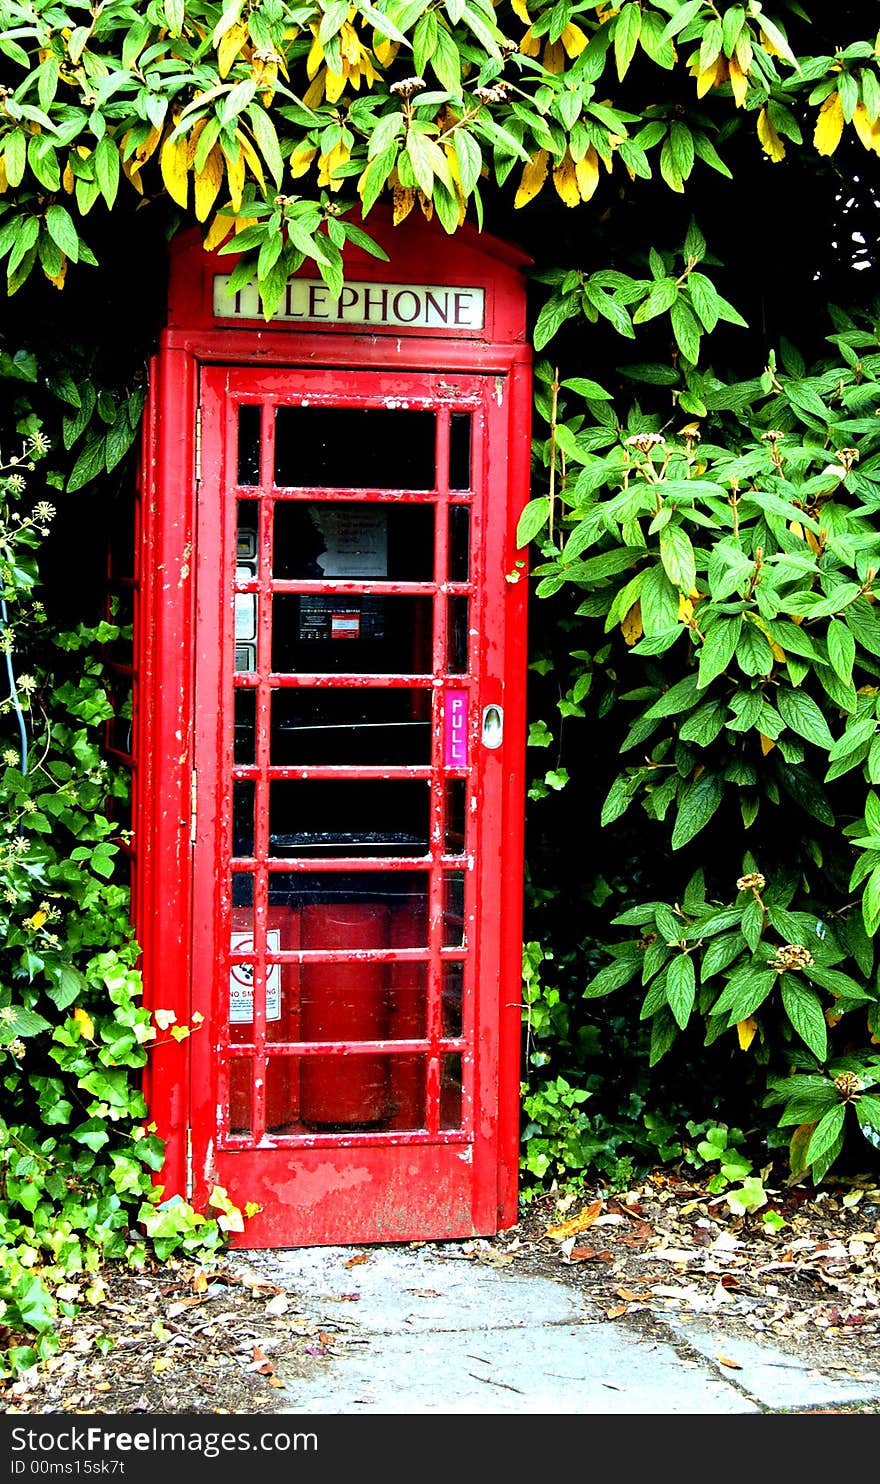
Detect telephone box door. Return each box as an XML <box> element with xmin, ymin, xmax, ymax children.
<box><xmin>188</xmin><ymin>362</ymin><xmax>525</xmax><ymax>1247</ymax></box>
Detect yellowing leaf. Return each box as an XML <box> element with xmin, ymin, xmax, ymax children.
<box><xmin>553</xmin><ymin>150</ymin><xmax>580</xmax><ymax>207</ymax></box>
<box><xmin>814</xmin><ymin>91</ymin><xmax>844</xmax><ymax>156</ymax></box>
<box><xmin>621</xmin><ymin>600</ymin><xmax>643</xmax><ymax>646</ymax></box>
<box><xmin>169</xmin><ymin>1024</ymin><xmax>191</xmax><ymax>1041</ymax></box>
<box><xmin>510</xmin><ymin>0</ymin><xmax>531</xmax><ymax>23</ymax></box>
<box><xmin>757</xmin><ymin>106</ymin><xmax>785</xmax><ymax>162</ymax></box>
<box><xmin>218</xmin><ymin>21</ymin><xmax>248</xmax><ymax>78</ymax></box>
<box><xmin>373</xmin><ymin>37</ymin><xmax>399</xmax><ymax>67</ymax></box>
<box><xmin>160</xmin><ymin>129</ymin><xmax>190</xmax><ymax>209</ymax></box>
<box><xmin>514</xmin><ymin>148</ymin><xmax>548</xmax><ymax>208</ymax></box>
<box><xmin>519</xmin><ymin>26</ymin><xmax>540</xmax><ymax>58</ymax></box>
<box><xmin>325</xmin><ymin>66</ymin><xmax>347</xmax><ymax>104</ymax></box>
<box><xmin>560</xmin><ymin>22</ymin><xmax>588</xmax><ymax>57</ymax></box>
<box><xmin>203</xmin><ymin>212</ymin><xmax>235</xmax><ymax>252</ymax></box>
<box><xmin>852</xmin><ymin>102</ymin><xmax>880</xmax><ymax>153</ymax></box>
<box><xmin>759</xmin><ymin>733</ymin><xmax>776</xmax><ymax>756</ymax></box>
<box><xmin>393</xmin><ymin>185</ymin><xmax>415</xmax><ymax>224</ymax></box>
<box><xmin>736</xmin><ymin>1016</ymin><xmax>758</xmax><ymax>1050</ymax></box>
<box><xmin>194</xmin><ymin>144</ymin><xmax>224</xmax><ymax>222</ymax></box>
<box><xmin>542</xmin><ymin>39</ymin><xmax>566</xmax><ymax>74</ymax></box>
<box><xmin>728</xmin><ymin>55</ymin><xmax>749</xmax><ymax>108</ymax></box>
<box><xmin>317</xmin><ymin>139</ymin><xmax>350</xmax><ymax>189</ymax></box>
<box><xmin>73</xmin><ymin>1007</ymin><xmax>95</xmax><ymax>1040</ymax></box>
<box><xmin>575</xmin><ymin>145</ymin><xmax>600</xmax><ymax>201</ymax></box>
<box><xmin>289</xmin><ymin>142</ymin><xmax>318</xmax><ymax>178</ymax></box>
<box><xmin>225</xmin><ymin>144</ymin><xmax>245</xmax><ymax>212</ymax></box>
<box><xmin>26</xmin><ymin>909</ymin><xmax>48</xmax><ymax>930</ymax></box>
<box><xmin>678</xmin><ymin>594</ymin><xmax>694</xmax><ymax>624</ymax></box>
<box><xmin>693</xmin><ymin>56</ymin><xmax>725</xmax><ymax>98</ymax></box>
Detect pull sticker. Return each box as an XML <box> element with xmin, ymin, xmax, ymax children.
<box><xmin>445</xmin><ymin>690</ymin><xmax>468</xmax><ymax>767</ymax></box>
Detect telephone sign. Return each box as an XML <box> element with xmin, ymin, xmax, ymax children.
<box><xmin>135</xmin><ymin>210</ymin><xmax>532</xmax><ymax>1247</ymax></box>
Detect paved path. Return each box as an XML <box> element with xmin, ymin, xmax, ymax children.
<box><xmin>235</xmin><ymin>1243</ymin><xmax>880</xmax><ymax>1415</ymax></box>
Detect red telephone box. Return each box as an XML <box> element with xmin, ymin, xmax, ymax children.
<box><xmin>135</xmin><ymin>210</ymin><xmax>532</xmax><ymax>1246</ymax></box>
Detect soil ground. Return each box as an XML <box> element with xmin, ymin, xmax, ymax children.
<box><xmin>3</xmin><ymin>1167</ymin><xmax>879</xmax><ymax>1416</ymax></box>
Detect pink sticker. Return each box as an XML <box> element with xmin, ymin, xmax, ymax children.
<box><xmin>444</xmin><ymin>690</ymin><xmax>468</xmax><ymax>767</ymax></box>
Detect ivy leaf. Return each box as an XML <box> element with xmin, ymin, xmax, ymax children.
<box><xmin>45</xmin><ymin>962</ymin><xmax>88</xmax><ymax>1011</ymax></box>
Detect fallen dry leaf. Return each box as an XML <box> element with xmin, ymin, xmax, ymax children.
<box><xmin>566</xmin><ymin>1246</ymin><xmax>613</xmax><ymax>1264</ymax></box>
<box><xmin>717</xmin><ymin>1351</ymin><xmax>743</xmax><ymax>1370</ymax></box>
<box><xmin>265</xmin><ymin>1293</ymin><xmax>289</xmax><ymax>1317</ymax></box>
<box><xmin>344</xmin><ymin>1253</ymin><xmax>370</xmax><ymax>1269</ymax></box>
<box><xmin>605</xmin><ymin>1304</ymin><xmax>629</xmax><ymax>1319</ymax></box>
<box><xmin>545</xmin><ymin>1198</ymin><xmax>603</xmax><ymax>1240</ymax></box>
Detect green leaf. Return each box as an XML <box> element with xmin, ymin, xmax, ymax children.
<box><xmin>247</xmin><ymin>105</ymin><xmax>284</xmax><ymax>187</ymax></box>
<box><xmin>659</xmin><ymin>0</ymin><xmax>703</xmax><ymax>43</ymax></box>
<box><xmin>781</xmin><ymin>977</ymin><xmax>828</xmax><ymax>1061</ymax></box>
<box><xmin>806</xmin><ymin>1103</ymin><xmax>846</xmax><ymax>1166</ymax></box>
<box><xmin>614</xmin><ymin>2</ymin><xmax>642</xmax><ymax>80</ymax></box>
<box><xmin>736</xmin><ymin>623</ymin><xmax>774</xmax><ymax>678</ymax></box>
<box><xmin>94</xmin><ymin>137</ymin><xmax>120</xmax><ymax>208</ymax></box>
<box><xmin>45</xmin><ymin>205</ymin><xmax>79</xmax><ymax>263</ymax></box>
<box><xmin>671</xmin><ymin>772</ymin><xmax>724</xmax><ymax>849</ymax></box>
<box><xmin>583</xmin><ymin>957</ymin><xmax>640</xmax><ymax>999</ymax></box>
<box><xmin>697</xmin><ymin>617</ymin><xmax>742</xmax><ymax>690</ymax></box>
<box><xmin>666</xmin><ymin>952</ymin><xmax>695</xmax><ymax>1029</ymax></box>
<box><xmin>659</xmin><ymin>524</ymin><xmax>696</xmax><ymax>594</ymax></box>
<box><xmin>516</xmin><ymin>497</ymin><xmax>550</xmax><ymax>547</ymax></box>
<box><xmin>776</xmin><ymin>688</ymin><xmax>835</xmax><ymax>750</ymax></box>
<box><xmin>670</xmin><ymin>300</ymin><xmax>701</xmax><ymax>364</ymax></box>
<box><xmin>826</xmin><ymin>619</ymin><xmax>856</xmax><ymax>683</ymax></box>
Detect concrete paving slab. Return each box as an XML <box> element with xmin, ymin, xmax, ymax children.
<box><xmin>660</xmin><ymin>1316</ymin><xmax>880</xmax><ymax>1412</ymax></box>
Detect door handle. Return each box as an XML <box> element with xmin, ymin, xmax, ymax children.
<box><xmin>481</xmin><ymin>704</ymin><xmax>504</xmax><ymax>749</ymax></box>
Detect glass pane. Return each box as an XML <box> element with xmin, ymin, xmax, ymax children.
<box><xmin>443</xmin><ymin>872</ymin><xmax>465</xmax><ymax>948</ymax></box>
<box><xmin>447</xmin><ymin>596</ymin><xmax>469</xmax><ymax>674</ymax></box>
<box><xmin>283</xmin><ymin>875</ymin><xmax>429</xmax><ymax>949</ymax></box>
<box><xmin>271</xmin><ymin>595</ymin><xmax>432</xmax><ymax>675</ymax></box>
<box><xmin>234</xmin><ymin>689</ymin><xmax>256</xmax><ymax>764</ymax></box>
<box><xmin>265</xmin><ymin>1058</ymin><xmax>298</xmax><ymax>1132</ymax></box>
<box><xmin>270</xmin><ymin>689</ymin><xmax>431</xmax><ymax>765</ymax></box>
<box><xmin>228</xmin><ymin>1059</ymin><xmax>252</xmax><ymax>1136</ymax></box>
<box><xmin>106</xmin><ymin>680</ymin><xmax>133</xmax><ymax>755</ymax></box>
<box><xmin>449</xmin><ymin>413</ymin><xmax>471</xmax><ymax>491</ymax></box>
<box><xmin>442</xmin><ymin>963</ymin><xmax>463</xmax><ymax>1038</ymax></box>
<box><xmin>269</xmin><ymin>780</ymin><xmax>430</xmax><ymax>856</ymax></box>
<box><xmin>448</xmin><ymin>504</ymin><xmax>470</xmax><ymax>581</ymax></box>
<box><xmin>274</xmin><ymin>501</ymin><xmax>434</xmax><ymax>581</ymax></box>
<box><xmin>440</xmin><ymin>1052</ymin><xmax>462</xmax><ymax>1129</ymax></box>
<box><xmin>233</xmin><ymin>780</ymin><xmax>255</xmax><ymax>856</ymax></box>
<box><xmin>237</xmin><ymin>405</ymin><xmax>261</xmax><ymax>485</ymax></box>
<box><xmin>236</xmin><ymin>1055</ymin><xmax>428</xmax><ymax>1133</ymax></box>
<box><xmin>274</xmin><ymin>407</ymin><xmax>436</xmax><ymax>489</ymax></box>
<box><xmin>300</xmin><ymin>1052</ymin><xmax>392</xmax><ymax>1129</ymax></box>
<box><xmin>444</xmin><ymin>779</ymin><xmax>466</xmax><ymax>853</ymax></box>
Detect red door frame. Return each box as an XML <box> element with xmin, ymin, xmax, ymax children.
<box><xmin>137</xmin><ymin>215</ymin><xmax>532</xmax><ymax>1242</ymax></box>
